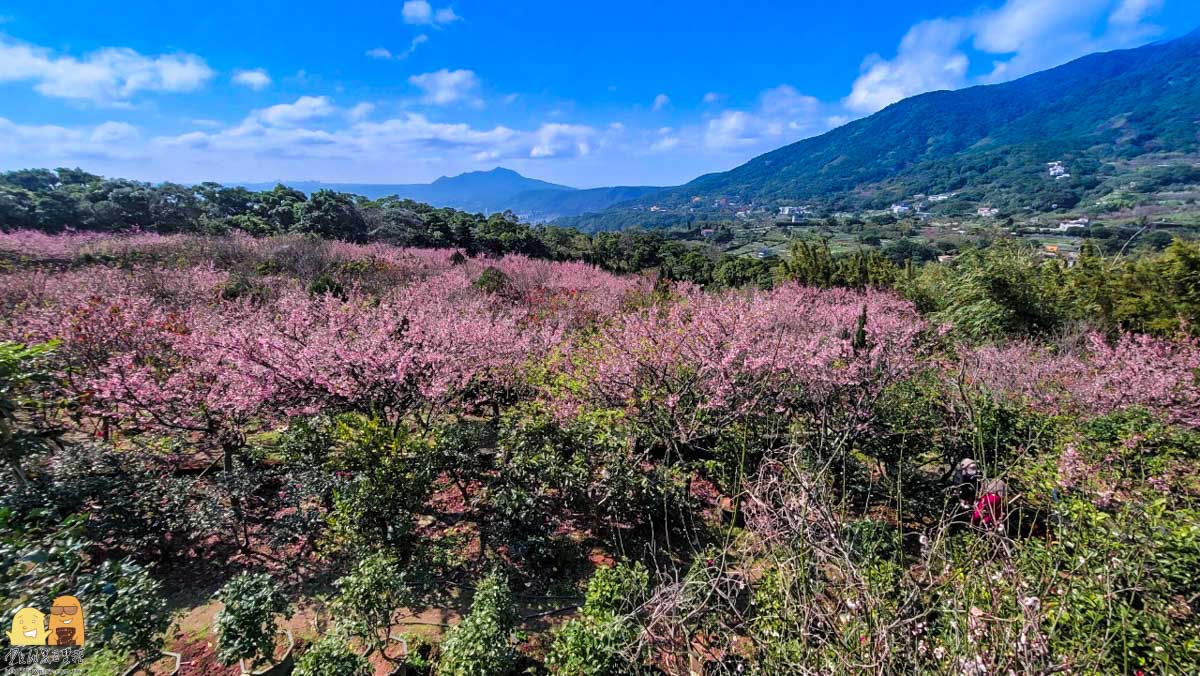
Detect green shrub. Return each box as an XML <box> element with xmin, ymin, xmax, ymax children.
<box><xmin>75</xmin><ymin>559</ymin><xmax>171</xmax><ymax>661</ymax></box>
<box><xmin>471</xmin><ymin>266</ymin><xmax>513</xmax><ymax>297</ymax></box>
<box><xmin>436</xmin><ymin>572</ymin><xmax>519</xmax><ymax>676</ymax></box>
<box><xmin>214</xmin><ymin>572</ymin><xmax>291</xmax><ymax>667</ymax></box>
<box><xmin>333</xmin><ymin>552</ymin><xmax>427</xmax><ymax>654</ymax></box>
<box><xmin>218</xmin><ymin>273</ymin><xmax>264</xmax><ymax>301</ymax></box>
<box><xmin>294</xmin><ymin>635</ymin><xmax>370</xmax><ymax>676</ymax></box>
<box><xmin>328</xmin><ymin>416</ymin><xmax>436</xmax><ymax>553</ymax></box>
<box><xmin>307</xmin><ymin>274</ymin><xmax>345</xmax><ymax>297</ymax></box>
<box><xmin>546</xmin><ymin>563</ymin><xmax>650</xmax><ymax>675</ymax></box>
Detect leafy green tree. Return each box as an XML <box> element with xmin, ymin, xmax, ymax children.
<box><xmin>149</xmin><ymin>183</ymin><xmax>202</xmax><ymax>233</ymax></box>
<box><xmin>76</xmin><ymin>559</ymin><xmax>171</xmax><ymax>663</ymax></box>
<box><xmin>294</xmin><ymin>635</ymin><xmax>371</xmax><ymax>676</ymax></box>
<box><xmin>296</xmin><ymin>190</ymin><xmax>369</xmax><ymax>242</ymax></box>
<box><xmin>255</xmin><ymin>184</ymin><xmax>307</xmax><ymax>233</ymax></box>
<box><xmin>214</xmin><ymin>572</ymin><xmax>291</xmax><ymax>667</ymax></box>
<box><xmin>436</xmin><ymin>572</ymin><xmax>519</xmax><ymax>676</ymax></box>
<box><xmin>332</xmin><ymin>552</ymin><xmax>426</xmax><ymax>656</ymax></box>
<box><xmin>906</xmin><ymin>239</ymin><xmax>1065</xmax><ymax>340</ymax></box>
<box><xmin>547</xmin><ymin>563</ymin><xmax>651</xmax><ymax>675</ymax></box>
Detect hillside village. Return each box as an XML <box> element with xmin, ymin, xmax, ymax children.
<box><xmin>623</xmin><ymin>153</ymin><xmax>1200</xmax><ymax>263</ymax></box>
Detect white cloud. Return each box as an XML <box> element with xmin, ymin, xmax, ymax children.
<box><xmin>0</xmin><ymin>117</ymin><xmax>146</xmax><ymax>161</ymax></box>
<box><xmin>702</xmin><ymin>85</ymin><xmax>830</xmax><ymax>151</ymax></box>
<box><xmin>409</xmin><ymin>68</ymin><xmax>481</xmax><ymax>106</ymax></box>
<box><xmin>0</xmin><ymin>36</ymin><xmax>213</xmax><ymax>104</ymax></box>
<box><xmin>250</xmin><ymin>96</ymin><xmax>336</xmax><ymax>127</ymax></box>
<box><xmin>529</xmin><ymin>123</ymin><xmax>594</xmax><ymax>159</ymax></box>
<box><xmin>650</xmin><ymin>127</ymin><xmax>680</xmax><ymax>152</ymax></box>
<box><xmin>759</xmin><ymin>85</ymin><xmax>820</xmax><ymax>116</ymax></box>
<box><xmin>704</xmin><ymin>111</ymin><xmax>761</xmax><ymax>150</ymax></box>
<box><xmin>846</xmin><ymin>0</ymin><xmax>1167</xmax><ymax>113</ymax></box>
<box><xmin>144</xmin><ymin>111</ymin><xmax>597</xmax><ymax>170</ymax></box>
<box><xmin>348</xmin><ymin>102</ymin><xmax>375</xmax><ymax>121</ymax></box>
<box><xmin>402</xmin><ymin>0</ymin><xmax>460</xmax><ymax>25</ymax></box>
<box><xmin>845</xmin><ymin>19</ymin><xmax>969</xmax><ymax>113</ymax></box>
<box><xmin>702</xmin><ymin>92</ymin><xmax>724</xmax><ymax>104</ymax></box>
<box><xmin>652</xmin><ymin>93</ymin><xmax>670</xmax><ymax>111</ymax></box>
<box><xmin>1109</xmin><ymin>0</ymin><xmax>1163</xmax><ymax>26</ymax></box>
<box><xmin>89</xmin><ymin>121</ymin><xmax>140</xmax><ymax>144</ymax></box>
<box><xmin>232</xmin><ymin>68</ymin><xmax>271</xmax><ymax>90</ymax></box>
<box><xmin>366</xmin><ymin>35</ymin><xmax>429</xmax><ymax>61</ymax></box>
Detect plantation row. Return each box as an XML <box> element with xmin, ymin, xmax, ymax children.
<box><xmin>1</xmin><ymin>230</ymin><xmax>1198</xmax><ymax>674</ymax></box>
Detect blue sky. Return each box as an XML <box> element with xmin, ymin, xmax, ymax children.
<box><xmin>2</xmin><ymin>0</ymin><xmax>1198</xmax><ymax>187</ymax></box>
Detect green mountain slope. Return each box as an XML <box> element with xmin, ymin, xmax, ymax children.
<box><xmin>505</xmin><ymin>185</ymin><xmax>664</xmax><ymax>222</ymax></box>
<box><xmin>618</xmin><ymin>28</ymin><xmax>1200</xmax><ymax>216</ymax></box>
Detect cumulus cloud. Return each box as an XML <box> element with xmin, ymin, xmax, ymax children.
<box><xmin>348</xmin><ymin>102</ymin><xmax>375</xmax><ymax>121</ymax></box>
<box><xmin>249</xmin><ymin>96</ymin><xmax>336</xmax><ymax>127</ymax></box>
<box><xmin>143</xmin><ymin>110</ymin><xmax>598</xmax><ymax>171</ymax></box>
<box><xmin>402</xmin><ymin>0</ymin><xmax>460</xmax><ymax>26</ymax></box>
<box><xmin>232</xmin><ymin>68</ymin><xmax>271</xmax><ymax>90</ymax></box>
<box><xmin>529</xmin><ymin>123</ymin><xmax>594</xmax><ymax>158</ymax></box>
<box><xmin>652</xmin><ymin>93</ymin><xmax>670</xmax><ymax>111</ymax></box>
<box><xmin>702</xmin><ymin>92</ymin><xmax>724</xmax><ymax>104</ymax></box>
<box><xmin>845</xmin><ymin>0</ymin><xmax>1167</xmax><ymax>113</ymax></box>
<box><xmin>702</xmin><ymin>85</ymin><xmax>829</xmax><ymax>151</ymax></box>
<box><xmin>409</xmin><ymin>68</ymin><xmax>481</xmax><ymax>106</ymax></box>
<box><xmin>844</xmin><ymin>19</ymin><xmax>968</xmax><ymax>113</ymax></box>
<box><xmin>0</xmin><ymin>117</ymin><xmax>146</xmax><ymax>162</ymax></box>
<box><xmin>89</xmin><ymin>121</ymin><xmax>140</xmax><ymax>144</ymax></box>
<box><xmin>0</xmin><ymin>35</ymin><xmax>213</xmax><ymax>104</ymax></box>
<box><xmin>650</xmin><ymin>127</ymin><xmax>680</xmax><ymax>152</ymax></box>
<box><xmin>1109</xmin><ymin>0</ymin><xmax>1163</xmax><ymax>27</ymax></box>
<box><xmin>366</xmin><ymin>35</ymin><xmax>429</xmax><ymax>61</ymax></box>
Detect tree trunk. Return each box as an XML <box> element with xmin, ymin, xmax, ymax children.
<box><xmin>8</xmin><ymin>457</ymin><xmax>28</xmax><ymax>489</ymax></box>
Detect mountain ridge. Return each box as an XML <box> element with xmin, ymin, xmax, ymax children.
<box><xmin>238</xmin><ymin>167</ymin><xmax>665</xmax><ymax>221</ymax></box>
<box><xmin>561</xmin><ymin>28</ymin><xmax>1200</xmax><ymax>229</ymax></box>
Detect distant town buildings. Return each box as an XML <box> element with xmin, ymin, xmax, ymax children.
<box><xmin>890</xmin><ymin>204</ymin><xmax>913</xmax><ymax>216</ymax></box>
<box><xmin>1057</xmin><ymin>217</ymin><xmax>1090</xmax><ymax>231</ymax></box>
<box><xmin>928</xmin><ymin>193</ymin><xmax>955</xmax><ymax>203</ymax></box>
<box><xmin>1047</xmin><ymin>161</ymin><xmax>1071</xmax><ymax>180</ymax></box>
<box><xmin>977</xmin><ymin>207</ymin><xmax>1000</xmax><ymax>218</ymax></box>
<box><xmin>778</xmin><ymin>205</ymin><xmax>811</xmax><ymax>216</ymax></box>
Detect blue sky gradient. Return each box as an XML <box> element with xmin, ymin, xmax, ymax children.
<box><xmin>2</xmin><ymin>0</ymin><xmax>1198</xmax><ymax>186</ymax></box>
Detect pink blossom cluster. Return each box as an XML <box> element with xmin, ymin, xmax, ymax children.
<box><xmin>545</xmin><ymin>283</ymin><xmax>928</xmax><ymax>444</ymax></box>
<box><xmin>0</xmin><ymin>265</ymin><xmax>241</xmax><ymax>436</ymax></box>
<box><xmin>0</xmin><ymin>229</ymin><xmax>181</xmax><ymax>260</ymax></box>
<box><xmin>200</xmin><ymin>278</ymin><xmax>565</xmax><ymax>421</ymax></box>
<box><xmin>325</xmin><ymin>241</ymin><xmax>655</xmax><ymax>324</ymax></box>
<box><xmin>966</xmin><ymin>332</ymin><xmax>1200</xmax><ymax>427</ymax></box>
<box><xmin>0</xmin><ymin>229</ymin><xmax>104</xmax><ymax>259</ymax></box>
<box><xmin>0</xmin><ymin>259</ymin><xmax>585</xmax><ymax>439</ymax></box>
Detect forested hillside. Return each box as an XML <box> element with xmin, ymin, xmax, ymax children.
<box><xmin>599</xmin><ymin>28</ymin><xmax>1200</xmax><ymax>216</ymax></box>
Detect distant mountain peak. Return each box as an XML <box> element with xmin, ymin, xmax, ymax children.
<box><xmin>428</xmin><ymin>167</ymin><xmax>572</xmax><ymax>191</ymax></box>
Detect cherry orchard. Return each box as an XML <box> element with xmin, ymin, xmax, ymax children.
<box><xmin>1</xmin><ymin>230</ymin><xmax>1197</xmax><ymax>465</ymax></box>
